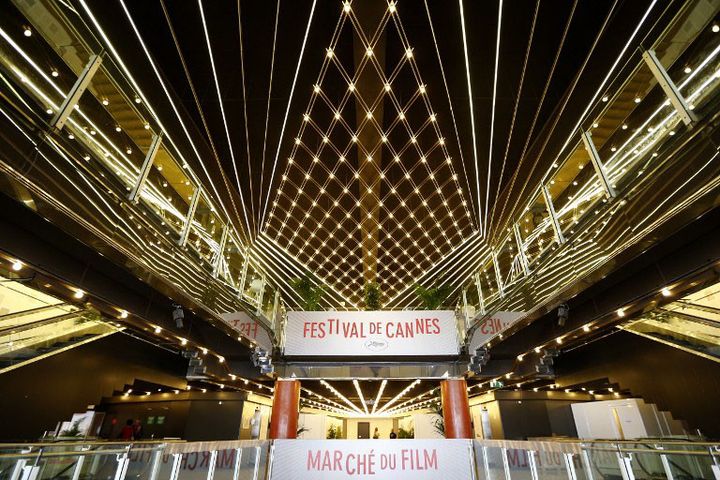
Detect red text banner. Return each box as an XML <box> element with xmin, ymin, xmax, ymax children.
<box><xmin>270</xmin><ymin>439</ymin><xmax>473</xmax><ymax>480</ymax></box>
<box><xmin>219</xmin><ymin>312</ymin><xmax>273</xmax><ymax>351</ymax></box>
<box><xmin>284</xmin><ymin>310</ymin><xmax>459</xmax><ymax>356</ymax></box>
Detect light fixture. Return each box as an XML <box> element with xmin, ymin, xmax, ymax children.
<box><xmin>326</xmin><ymin>48</ymin><xmax>334</xmax><ymax>58</ymax></box>
<box><xmin>45</xmin><ymin>108</ymin><xmax>53</xmax><ymax>115</ymax></box>
<box><xmin>419</xmin><ymin>85</ymin><xmax>426</xmax><ymax>94</ymax></box>
<box><xmin>406</xmin><ymin>48</ymin><xmax>413</xmax><ymax>59</ymax></box>
<box><xmin>366</xmin><ymin>47</ymin><xmax>373</xmax><ymax>57</ymax></box>
<box><xmin>617</xmin><ymin>308</ymin><xmax>625</xmax><ymax>317</ymax></box>
<box><xmin>102</xmin><ymin>98</ymin><xmax>109</xmax><ymax>106</ymax></box>
<box><xmin>684</xmin><ymin>66</ymin><xmax>692</xmax><ymax>74</ymax></box>
<box><xmin>384</xmin><ymin>83</ymin><xmax>391</xmax><ymax>92</ymax></box>
<box><xmin>348</xmin><ymin>83</ymin><xmax>355</xmax><ymax>92</ymax></box>
<box><xmin>201</xmin><ymin>348</ymin><xmax>208</xmax><ymax>355</ymax></box>
<box><xmin>517</xmin><ymin>354</ymin><xmax>524</xmax><ymax>361</ymax></box>
<box><xmin>582</xmin><ymin>324</ymin><xmax>591</xmax><ymax>332</ymax></box>
<box><xmin>23</xmin><ymin>26</ymin><xmax>32</xmax><ymax>37</ymax></box>
<box><xmin>11</xmin><ymin>260</ymin><xmax>23</xmax><ymax>271</ymax></box>
<box><xmin>602</xmin><ymin>95</ymin><xmax>609</xmax><ymax>102</ymax></box>
<box><xmin>134</xmin><ymin>96</ymin><xmax>142</xmax><ymax>104</ymax></box>
<box><xmin>73</xmin><ymin>289</ymin><xmax>85</xmax><ymax>299</ymax></box>
<box><xmin>661</xmin><ymin>287</ymin><xmax>671</xmax><ymax>297</ymax></box>
<box><xmin>634</xmin><ymin>97</ymin><xmax>641</xmax><ymax>103</ymax></box>
<box><xmin>180</xmin><ymin>337</ymin><xmax>188</xmax><ymax>346</ymax></box>
<box><xmin>343</xmin><ymin>1</ymin><xmax>351</xmax><ymax>13</ymax></box>
<box><xmin>51</xmin><ymin>69</ymin><xmax>59</xmax><ymax>78</ymax></box>
<box><xmin>555</xmin><ymin>337</ymin><xmax>563</xmax><ymax>344</ymax></box>
<box><xmin>389</xmin><ymin>2</ymin><xmax>396</xmax><ymax>13</ymax></box>
<box><xmin>713</xmin><ymin>24</ymin><xmax>720</xmax><ymax>33</ymax></box>
<box><xmin>218</xmin><ymin>356</ymin><xmax>225</xmax><ymax>363</ymax></box>
<box><xmin>154</xmin><ymin>326</ymin><xmax>162</xmax><ymax>334</ymax></box>
<box><xmin>119</xmin><ymin>310</ymin><xmax>129</xmax><ymax>319</ymax></box>
<box><xmin>534</xmin><ymin>347</ymin><xmax>541</xmax><ymax>353</ymax></box>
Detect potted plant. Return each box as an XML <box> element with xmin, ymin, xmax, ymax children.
<box><xmin>364</xmin><ymin>282</ymin><xmax>382</xmax><ymax>310</ymax></box>
<box><xmin>414</xmin><ymin>284</ymin><xmax>454</xmax><ymax>309</ymax></box>
<box><xmin>291</xmin><ymin>273</ymin><xmax>325</xmax><ymax>311</ymax></box>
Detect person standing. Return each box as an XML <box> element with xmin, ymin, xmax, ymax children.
<box><xmin>372</xmin><ymin>427</ymin><xmax>379</xmax><ymax>439</ymax></box>
<box><xmin>389</xmin><ymin>430</ymin><xmax>397</xmax><ymax>439</ymax></box>
<box><xmin>132</xmin><ymin>419</ymin><xmax>143</xmax><ymax>440</ymax></box>
<box><xmin>250</xmin><ymin>407</ymin><xmax>263</xmax><ymax>439</ymax></box>
<box><xmin>119</xmin><ymin>419</ymin><xmax>134</xmax><ymax>440</ymax></box>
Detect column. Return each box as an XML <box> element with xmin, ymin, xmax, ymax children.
<box><xmin>269</xmin><ymin>379</ymin><xmax>300</xmax><ymax>439</ymax></box>
<box><xmin>441</xmin><ymin>378</ymin><xmax>472</xmax><ymax>439</ymax></box>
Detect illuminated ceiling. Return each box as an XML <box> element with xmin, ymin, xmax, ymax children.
<box><xmin>76</xmin><ymin>0</ymin><xmax>671</xmax><ymax>308</ymax></box>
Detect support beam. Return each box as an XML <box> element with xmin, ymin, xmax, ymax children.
<box><xmin>492</xmin><ymin>250</ymin><xmax>504</xmax><ymax>297</ymax></box>
<box><xmin>440</xmin><ymin>378</ymin><xmax>472</xmax><ymax>438</ymax></box>
<box><xmin>269</xmin><ymin>379</ymin><xmax>300</xmax><ymax>439</ymax></box>
<box><xmin>212</xmin><ymin>225</ymin><xmax>229</xmax><ymax>278</ymax></box>
<box><xmin>542</xmin><ymin>185</ymin><xmax>565</xmax><ymax>245</ymax></box>
<box><xmin>642</xmin><ymin>49</ymin><xmax>697</xmax><ymax>126</ymax></box>
<box><xmin>513</xmin><ymin>224</ymin><xmax>530</xmax><ymax>275</ymax></box>
<box><xmin>51</xmin><ymin>54</ymin><xmax>103</xmax><ymax>130</ymax></box>
<box><xmin>179</xmin><ymin>188</ymin><xmax>201</xmax><ymax>247</ymax></box>
<box><xmin>580</xmin><ymin>130</ymin><xmax>616</xmax><ymax>199</ymax></box>
<box><xmin>128</xmin><ymin>133</ymin><xmax>163</xmax><ymax>203</ymax></box>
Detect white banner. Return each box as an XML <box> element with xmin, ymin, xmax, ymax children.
<box><xmin>468</xmin><ymin>311</ymin><xmax>525</xmax><ymax>351</ymax></box>
<box><xmin>284</xmin><ymin>310</ymin><xmax>459</xmax><ymax>356</ymax></box>
<box><xmin>219</xmin><ymin>312</ymin><xmax>273</xmax><ymax>351</ymax></box>
<box><xmin>270</xmin><ymin>439</ymin><xmax>473</xmax><ymax>480</ymax></box>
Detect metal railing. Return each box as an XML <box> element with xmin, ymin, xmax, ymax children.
<box><xmin>0</xmin><ymin>438</ymin><xmax>718</xmax><ymax>480</ymax></box>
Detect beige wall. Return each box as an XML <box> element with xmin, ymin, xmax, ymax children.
<box><xmin>345</xmin><ymin>417</ymin><xmax>395</xmax><ymax>439</ymax></box>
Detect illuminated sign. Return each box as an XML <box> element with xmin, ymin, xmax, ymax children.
<box><xmin>284</xmin><ymin>310</ymin><xmax>459</xmax><ymax>356</ymax></box>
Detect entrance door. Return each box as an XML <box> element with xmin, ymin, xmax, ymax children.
<box><xmin>357</xmin><ymin>422</ymin><xmax>370</xmax><ymax>439</ymax></box>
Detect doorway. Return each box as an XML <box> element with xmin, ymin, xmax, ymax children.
<box><xmin>357</xmin><ymin>422</ymin><xmax>370</xmax><ymax>439</ymax></box>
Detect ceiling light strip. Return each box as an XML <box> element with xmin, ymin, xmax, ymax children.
<box><xmin>458</xmin><ymin>0</ymin><xmax>483</xmax><ymax>236</ymax></box>
<box><xmin>370</xmin><ymin>379</ymin><xmax>387</xmax><ymax>415</ymax></box>
<box><xmin>423</xmin><ymin>0</ymin><xmax>479</xmax><ymax>225</ymax></box>
<box><xmin>93</xmin><ymin>0</ymin><xmax>248</xmax><ymax>245</ymax></box>
<box><xmin>260</xmin><ymin>0</ymin><xmax>318</xmax><ymax>227</ymax></box>
<box><xmin>484</xmin><ymin>0</ymin><xmax>503</xmax><ymax>233</ymax></box>
<box><xmin>198</xmin><ymin>0</ymin><xmax>254</xmax><ymax>236</ymax></box>
<box><xmin>353</xmin><ymin>380</ymin><xmax>369</xmax><ymax>415</ymax></box>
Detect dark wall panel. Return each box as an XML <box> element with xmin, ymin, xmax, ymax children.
<box><xmin>0</xmin><ymin>333</ymin><xmax>187</xmax><ymax>441</ymax></box>
<box><xmin>555</xmin><ymin>330</ymin><xmax>720</xmax><ymax>438</ymax></box>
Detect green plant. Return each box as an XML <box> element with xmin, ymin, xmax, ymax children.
<box><xmin>397</xmin><ymin>427</ymin><xmax>414</xmax><ymax>439</ymax></box>
<box><xmin>414</xmin><ymin>284</ymin><xmax>454</xmax><ymax>309</ymax></box>
<box><xmin>291</xmin><ymin>273</ymin><xmax>325</xmax><ymax>311</ymax></box>
<box><xmin>364</xmin><ymin>282</ymin><xmax>382</xmax><ymax>310</ymax></box>
<box><xmin>431</xmin><ymin>402</ymin><xmax>445</xmax><ymax>437</ymax></box>
<box><xmin>327</xmin><ymin>424</ymin><xmax>342</xmax><ymax>439</ymax></box>
<box><xmin>59</xmin><ymin>420</ymin><xmax>83</xmax><ymax>437</ymax></box>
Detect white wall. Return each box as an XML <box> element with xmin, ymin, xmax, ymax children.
<box><xmin>297</xmin><ymin>413</ymin><xmax>326</xmax><ymax>439</ymax></box>
<box><xmin>413</xmin><ymin>414</ymin><xmax>444</xmax><ymax>439</ymax></box>
<box><xmin>571</xmin><ymin>398</ymin><xmax>662</xmax><ymax>439</ymax></box>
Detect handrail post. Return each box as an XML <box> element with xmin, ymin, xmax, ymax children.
<box><xmin>580</xmin><ymin>130</ymin><xmax>616</xmax><ymax>199</ymax></box>
<box><xmin>206</xmin><ymin>450</ymin><xmax>218</xmax><ymax>480</ymax></box>
<box><xmin>501</xmin><ymin>447</ymin><xmax>512</xmax><ymax>480</ymax></box>
<box><xmin>468</xmin><ymin>441</ymin><xmax>478</xmax><ymax>480</ymax></box>
<box><xmin>528</xmin><ymin>450</ymin><xmax>539</xmax><ymax>480</ymax></box>
<box><xmin>50</xmin><ymin>53</ymin><xmax>103</xmax><ymax>130</ymax></box>
<box><xmin>169</xmin><ymin>453</ymin><xmax>183</xmax><ymax>480</ymax></box>
<box><xmin>482</xmin><ymin>446</ymin><xmax>491</xmax><ymax>480</ymax></box>
<box><xmin>113</xmin><ymin>446</ymin><xmax>131</xmax><ymax>480</ymax></box>
<box><xmin>563</xmin><ymin>453</ymin><xmax>578</xmax><ymax>480</ymax></box>
<box><xmin>232</xmin><ymin>447</ymin><xmax>243</xmax><ymax>480</ymax></box>
<box><xmin>252</xmin><ymin>445</ymin><xmax>261</xmax><ymax>480</ymax></box>
<box><xmin>264</xmin><ymin>443</ymin><xmax>275</xmax><ymax>480</ymax></box>
<box><xmin>581</xmin><ymin>448</ymin><xmax>595</xmax><ymax>480</ymax></box>
<box><xmin>616</xmin><ymin>444</ymin><xmax>635</xmax><ymax>480</ymax></box>
<box><xmin>147</xmin><ymin>446</ymin><xmax>163</xmax><ymax>480</ymax></box>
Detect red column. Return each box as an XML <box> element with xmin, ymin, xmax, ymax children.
<box><xmin>269</xmin><ymin>379</ymin><xmax>300</xmax><ymax>439</ymax></box>
<box><xmin>441</xmin><ymin>378</ymin><xmax>472</xmax><ymax>438</ymax></box>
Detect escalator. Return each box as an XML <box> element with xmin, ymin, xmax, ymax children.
<box><xmin>0</xmin><ymin>275</ymin><xmax>121</xmax><ymax>373</ymax></box>
<box><xmin>621</xmin><ymin>282</ymin><xmax>720</xmax><ymax>363</ymax></box>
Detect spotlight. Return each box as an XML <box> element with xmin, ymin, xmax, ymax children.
<box><xmin>11</xmin><ymin>260</ymin><xmax>23</xmax><ymax>271</ymax></box>
<box><xmin>73</xmin><ymin>289</ymin><xmax>85</xmax><ymax>299</ymax></box>
<box><xmin>23</xmin><ymin>26</ymin><xmax>32</xmax><ymax>37</ymax></box>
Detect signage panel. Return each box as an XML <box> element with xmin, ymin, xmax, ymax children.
<box><xmin>468</xmin><ymin>311</ymin><xmax>525</xmax><ymax>351</ymax></box>
<box><xmin>219</xmin><ymin>311</ymin><xmax>273</xmax><ymax>351</ymax></box>
<box><xmin>270</xmin><ymin>439</ymin><xmax>474</xmax><ymax>480</ymax></box>
<box><xmin>284</xmin><ymin>310</ymin><xmax>459</xmax><ymax>356</ymax></box>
